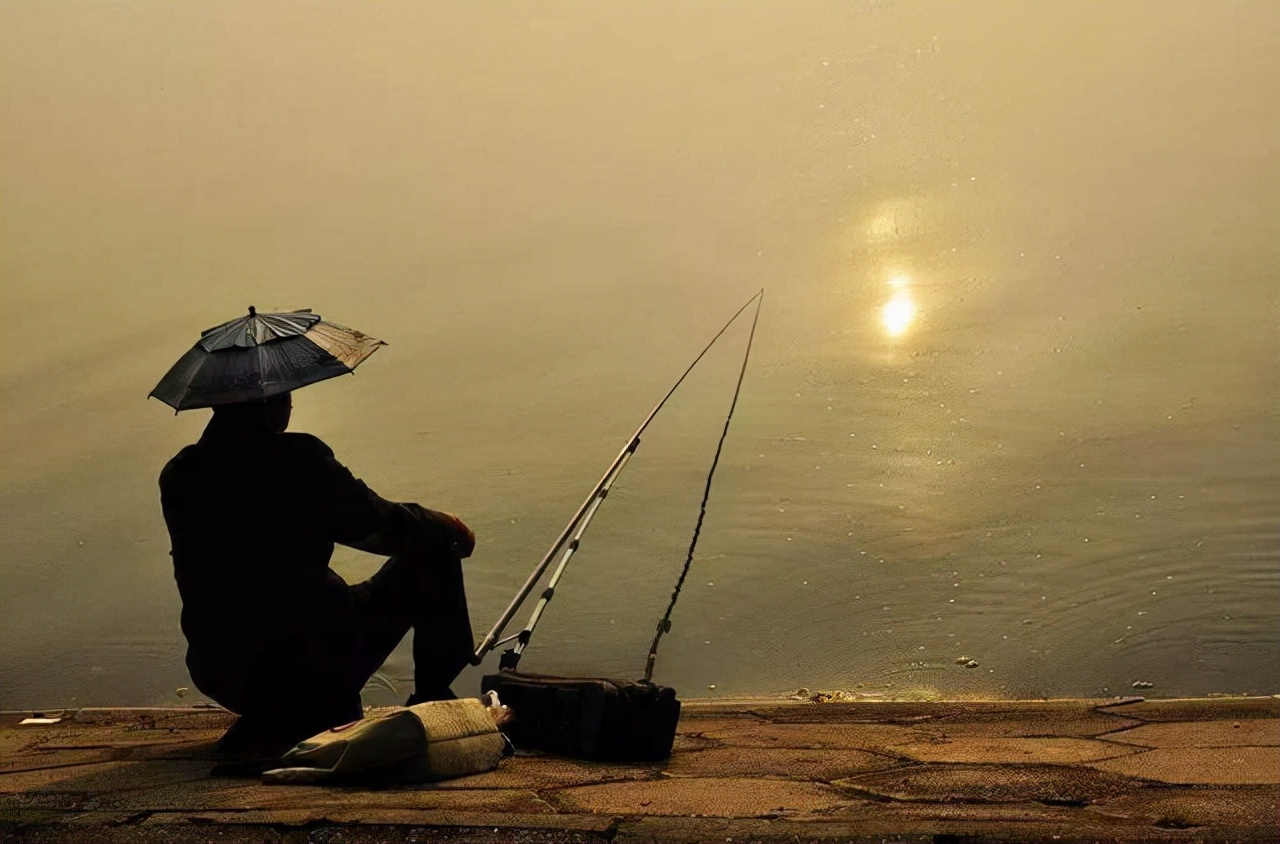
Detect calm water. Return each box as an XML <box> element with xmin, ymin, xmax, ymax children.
<box><xmin>2</xmin><ymin>2</ymin><xmax>1277</xmax><ymax>708</ymax></box>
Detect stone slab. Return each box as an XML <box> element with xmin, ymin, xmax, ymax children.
<box><xmin>552</xmin><ymin>776</ymin><xmax>851</xmax><ymax>818</ymax></box>
<box><xmin>432</xmin><ymin>753</ymin><xmax>658</xmax><ymax>789</ymax></box>
<box><xmin>741</xmin><ymin>701</ymin><xmax>964</xmax><ymax>724</ymax></box>
<box><xmin>138</xmin><ymin>807</ymin><xmax>616</xmax><ymax>830</ymax></box>
<box><xmin>662</xmin><ymin>746</ymin><xmax>899</xmax><ymax>781</ymax></box>
<box><xmin>859</xmin><ymin>799</ymin><xmax>1117</xmax><ymax>823</ymax></box>
<box><xmin>893</xmin><ymin>735</ymin><xmax>1141</xmax><ymax>765</ymax></box>
<box><xmin>733</xmin><ymin>698</ymin><xmax>1132</xmax><ymax>725</ymax></box>
<box><xmin>1089</xmin><ymin>747</ymin><xmax>1280</xmax><ymax>785</ymax></box>
<box><xmin>0</xmin><ymin>725</ymin><xmax>53</xmax><ymax>759</ymax></box>
<box><xmin>924</xmin><ymin>708</ymin><xmax>1142</xmax><ymax>738</ymax></box>
<box><xmin>669</xmin><ymin>715</ymin><xmax>772</xmax><ymax>734</ymax></box>
<box><xmin>1089</xmin><ymin>785</ymin><xmax>1280</xmax><ymax>829</ymax></box>
<box><xmin>1106</xmin><ymin>719</ymin><xmax>1280</xmax><ymax>748</ymax></box>
<box><xmin>0</xmin><ymin>748</ymin><xmax>119</xmax><ymax>774</ymax></box>
<box><xmin>1097</xmin><ymin>697</ymin><xmax>1280</xmax><ymax>721</ymax></box>
<box><xmin>834</xmin><ymin>763</ymin><xmax>1136</xmax><ymax>804</ymax></box>
<box><xmin>612</xmin><ymin>808</ymin><xmax>1167</xmax><ymax>843</ymax></box>
<box><xmin>668</xmin><ymin>715</ymin><xmax>771</xmax><ymax>752</ymax></box>
<box><xmin>0</xmin><ymin>760</ymin><xmax>211</xmax><ymax>796</ymax></box>
<box><xmin>7</xmin><ymin>723</ymin><xmax>223</xmax><ymax>752</ymax></box>
<box><xmin>0</xmin><ymin>791</ymin><xmax>86</xmax><ymax>813</ymax></box>
<box><xmin>127</xmin><ymin>740</ymin><xmax>225</xmax><ymax>761</ymax></box>
<box><xmin>696</xmin><ymin>721</ymin><xmax>926</xmax><ymax>752</ymax></box>
<box><xmin>70</xmin><ymin>708</ymin><xmax>234</xmax><ymax>730</ymax></box>
<box><xmin>7</xmin><ymin>820</ymin><xmax>612</xmax><ymax>844</ymax></box>
<box><xmin>86</xmin><ymin>779</ymin><xmax>556</xmax><ymax>814</ymax></box>
<box><xmin>2</xmin><ymin>739</ymin><xmax>220</xmax><ymax>774</ymax></box>
<box><xmin>668</xmin><ymin>733</ymin><xmax>718</xmax><ymax>753</ymax></box>
<box><xmin>0</xmin><ymin>807</ymin><xmax>68</xmax><ymax>826</ymax></box>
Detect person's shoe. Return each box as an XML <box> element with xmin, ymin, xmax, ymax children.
<box><xmin>211</xmin><ymin>716</ymin><xmax>301</xmax><ymax>776</ymax></box>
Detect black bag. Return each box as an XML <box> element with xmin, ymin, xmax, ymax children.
<box><xmin>480</xmin><ymin>670</ymin><xmax>680</xmax><ymax>761</ymax></box>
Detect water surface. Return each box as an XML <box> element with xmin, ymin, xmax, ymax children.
<box><xmin>2</xmin><ymin>2</ymin><xmax>1277</xmax><ymax>707</ymax></box>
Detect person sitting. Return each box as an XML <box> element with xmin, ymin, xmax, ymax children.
<box><xmin>159</xmin><ymin>391</ymin><xmax>475</xmax><ymax>755</ymax></box>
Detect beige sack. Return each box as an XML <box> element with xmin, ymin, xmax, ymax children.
<box><xmin>262</xmin><ymin>695</ymin><xmax>509</xmax><ymax>784</ymax></box>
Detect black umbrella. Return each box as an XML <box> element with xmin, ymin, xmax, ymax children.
<box><xmin>150</xmin><ymin>307</ymin><xmax>386</xmax><ymax>411</ymax></box>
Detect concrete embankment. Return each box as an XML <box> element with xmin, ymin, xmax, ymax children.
<box><xmin>2</xmin><ymin>696</ymin><xmax>1277</xmax><ymax>842</ymax></box>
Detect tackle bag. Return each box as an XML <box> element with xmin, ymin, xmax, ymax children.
<box><xmin>480</xmin><ymin>670</ymin><xmax>680</xmax><ymax>761</ymax></box>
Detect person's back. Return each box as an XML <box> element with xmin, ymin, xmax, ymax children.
<box><xmin>162</xmin><ymin>415</ymin><xmax>359</xmax><ymax>672</ymax></box>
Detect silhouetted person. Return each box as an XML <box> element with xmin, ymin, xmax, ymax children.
<box><xmin>159</xmin><ymin>392</ymin><xmax>475</xmax><ymax>755</ymax></box>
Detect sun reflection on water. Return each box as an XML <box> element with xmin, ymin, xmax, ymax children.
<box><xmin>882</xmin><ymin>276</ymin><xmax>916</xmax><ymax>338</ymax></box>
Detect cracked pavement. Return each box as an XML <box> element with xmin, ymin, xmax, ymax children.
<box><xmin>1</xmin><ymin>696</ymin><xmax>1277</xmax><ymax>842</ymax></box>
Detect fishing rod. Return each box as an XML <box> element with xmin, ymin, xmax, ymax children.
<box><xmin>471</xmin><ymin>290</ymin><xmax>764</xmax><ymax>668</ymax></box>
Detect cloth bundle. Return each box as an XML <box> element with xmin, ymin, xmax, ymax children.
<box><xmin>262</xmin><ymin>694</ymin><xmax>511</xmax><ymax>784</ymax></box>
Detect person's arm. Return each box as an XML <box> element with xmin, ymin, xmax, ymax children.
<box><xmin>295</xmin><ymin>434</ymin><xmax>473</xmax><ymax>557</ymax></box>
<box><xmin>344</xmin><ymin>502</ymin><xmax>475</xmax><ymax>558</ymax></box>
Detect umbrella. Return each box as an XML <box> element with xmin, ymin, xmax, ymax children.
<box><xmin>149</xmin><ymin>306</ymin><xmax>386</xmax><ymax>411</ymax></box>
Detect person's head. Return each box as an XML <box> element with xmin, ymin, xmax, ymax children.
<box><xmin>211</xmin><ymin>391</ymin><xmax>293</xmax><ymax>433</ymax></box>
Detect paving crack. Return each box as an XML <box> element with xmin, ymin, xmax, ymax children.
<box><xmin>1092</xmin><ymin>696</ymin><xmax>1147</xmax><ymax>711</ymax></box>
<box><xmin>108</xmin><ymin>810</ymin><xmax>152</xmax><ymax>826</ymax></box>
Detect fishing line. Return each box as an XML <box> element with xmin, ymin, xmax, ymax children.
<box><xmin>644</xmin><ymin>289</ymin><xmax>764</xmax><ymax>682</ymax></box>
<box><xmin>474</xmin><ymin>289</ymin><xmax>766</xmax><ymax>666</ymax></box>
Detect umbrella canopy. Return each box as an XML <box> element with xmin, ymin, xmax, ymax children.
<box><xmin>150</xmin><ymin>307</ymin><xmax>386</xmax><ymax>411</ymax></box>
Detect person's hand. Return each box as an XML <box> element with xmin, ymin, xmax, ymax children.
<box><xmin>400</xmin><ymin>504</ymin><xmax>477</xmax><ymax>558</ymax></box>
<box><xmin>439</xmin><ymin>512</ymin><xmax>475</xmax><ymax>558</ymax></box>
